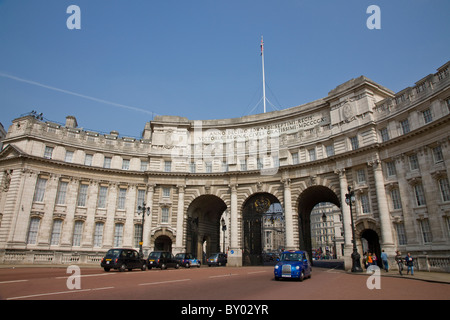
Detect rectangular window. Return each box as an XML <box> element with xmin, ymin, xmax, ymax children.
<box><xmin>357</xmin><ymin>169</ymin><xmax>366</xmax><ymax>184</ymax></box>
<box><xmin>122</xmin><ymin>159</ymin><xmax>130</xmax><ymax>170</ymax></box>
<box><xmin>391</xmin><ymin>188</ymin><xmax>402</xmax><ymax>210</ymax></box>
<box><xmin>420</xmin><ymin>219</ymin><xmax>433</xmax><ymax>244</ymax></box>
<box><xmin>386</xmin><ymin>161</ymin><xmax>397</xmax><ymax>177</ymax></box>
<box><xmin>140</xmin><ymin>161</ymin><xmax>148</xmax><ymax>172</ymax></box>
<box><xmin>409</xmin><ymin>154</ymin><xmax>419</xmax><ymax>171</ymax></box>
<box><xmin>422</xmin><ymin>109</ymin><xmax>432</xmax><ymax>124</ymax></box>
<box><xmin>190</xmin><ymin>162</ymin><xmax>196</xmax><ymax>173</ymax></box>
<box><xmin>439</xmin><ymin>178</ymin><xmax>450</xmax><ymax>202</ymax></box>
<box><xmin>33</xmin><ymin>177</ymin><xmax>47</xmax><ymax>202</ymax></box>
<box><xmin>93</xmin><ymin>222</ymin><xmax>104</xmax><ymax>247</ymax></box>
<box><xmin>98</xmin><ymin>186</ymin><xmax>108</xmax><ymax>208</ymax></box>
<box><xmin>396</xmin><ymin>223</ymin><xmax>407</xmax><ymax>246</ymax></box>
<box><xmin>134</xmin><ymin>224</ymin><xmax>143</xmax><ymax>248</ymax></box>
<box><xmin>136</xmin><ymin>189</ymin><xmax>146</xmax><ymax>208</ymax></box>
<box><xmin>55</xmin><ymin>181</ymin><xmax>68</xmax><ymax>205</ymax></box>
<box><xmin>65</xmin><ymin>150</ymin><xmax>74</xmax><ymax>163</ymax></box>
<box><xmin>103</xmin><ymin>157</ymin><xmax>112</xmax><ymax>169</ymax></box>
<box><xmin>308</xmin><ymin>149</ymin><xmax>316</xmax><ymax>161</ymax></box>
<box><xmin>380</xmin><ymin>127</ymin><xmax>389</xmax><ymax>142</ymax></box>
<box><xmin>164</xmin><ymin>161</ymin><xmax>172</xmax><ymax>172</ymax></box>
<box><xmin>326</xmin><ymin>145</ymin><xmax>335</xmax><ymax>157</ymax></box>
<box><xmin>44</xmin><ymin>146</ymin><xmax>53</xmax><ymax>159</ymax></box>
<box><xmin>27</xmin><ymin>218</ymin><xmax>40</xmax><ymax>244</ymax></box>
<box><xmin>350</xmin><ymin>136</ymin><xmax>359</xmax><ymax>150</ymax></box>
<box><xmin>50</xmin><ymin>220</ymin><xmax>63</xmax><ymax>245</ymax></box>
<box><xmin>292</xmin><ymin>152</ymin><xmax>299</xmax><ymax>164</ymax></box>
<box><xmin>161</xmin><ymin>207</ymin><xmax>169</xmax><ymax>223</ymax></box>
<box><xmin>414</xmin><ymin>183</ymin><xmax>426</xmax><ymax>206</ymax></box>
<box><xmin>117</xmin><ymin>188</ymin><xmax>127</xmax><ymax>210</ymax></box>
<box><xmin>432</xmin><ymin>146</ymin><xmax>444</xmax><ymax>163</ymax></box>
<box><xmin>114</xmin><ymin>224</ymin><xmax>124</xmax><ymax>247</ymax></box>
<box><xmin>72</xmin><ymin>221</ymin><xmax>84</xmax><ymax>246</ymax></box>
<box><xmin>162</xmin><ymin>187</ymin><xmax>170</xmax><ymax>198</ymax></box>
<box><xmin>240</xmin><ymin>159</ymin><xmax>247</xmax><ymax>171</ymax></box>
<box><xmin>205</xmin><ymin>161</ymin><xmax>212</xmax><ymax>173</ymax></box>
<box><xmin>77</xmin><ymin>184</ymin><xmax>89</xmax><ymax>207</ymax></box>
<box><xmin>400</xmin><ymin>119</ymin><xmax>410</xmax><ymax>134</ymax></box>
<box><xmin>84</xmin><ymin>154</ymin><xmax>93</xmax><ymax>166</ymax></box>
<box><xmin>360</xmin><ymin>194</ymin><xmax>370</xmax><ymax>214</ymax></box>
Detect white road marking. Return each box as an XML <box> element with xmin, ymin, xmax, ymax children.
<box><xmin>7</xmin><ymin>286</ymin><xmax>114</xmax><ymax>300</ymax></box>
<box><xmin>139</xmin><ymin>278</ymin><xmax>191</xmax><ymax>286</ymax></box>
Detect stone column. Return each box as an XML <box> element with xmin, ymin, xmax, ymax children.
<box><xmin>143</xmin><ymin>184</ymin><xmax>155</xmax><ymax>252</ymax></box>
<box><xmin>227</xmin><ymin>183</ymin><xmax>242</xmax><ymax>266</ymax></box>
<box><xmin>369</xmin><ymin>158</ymin><xmax>395</xmax><ymax>254</ymax></box>
<box><xmin>335</xmin><ymin>169</ymin><xmax>353</xmax><ymax>249</ymax></box>
<box><xmin>282</xmin><ymin>178</ymin><xmax>295</xmax><ymax>250</ymax></box>
<box><xmin>174</xmin><ymin>184</ymin><xmax>185</xmax><ymax>253</ymax></box>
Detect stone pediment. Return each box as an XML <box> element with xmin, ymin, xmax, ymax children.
<box><xmin>0</xmin><ymin>144</ymin><xmax>26</xmax><ymax>160</ymax></box>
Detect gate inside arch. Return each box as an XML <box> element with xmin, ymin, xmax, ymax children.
<box><xmin>242</xmin><ymin>193</ymin><xmax>285</xmax><ymax>266</ymax></box>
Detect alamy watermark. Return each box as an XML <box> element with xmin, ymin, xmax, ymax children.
<box><xmin>66</xmin><ymin>265</ymin><xmax>81</xmax><ymax>290</ymax></box>
<box><xmin>366</xmin><ymin>265</ymin><xmax>381</xmax><ymax>290</ymax></box>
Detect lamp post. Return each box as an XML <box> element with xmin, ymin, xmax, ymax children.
<box><xmin>345</xmin><ymin>186</ymin><xmax>363</xmax><ymax>272</ymax></box>
<box><xmin>138</xmin><ymin>202</ymin><xmax>151</xmax><ymax>258</ymax></box>
<box><xmin>221</xmin><ymin>217</ymin><xmax>227</xmax><ymax>253</ymax></box>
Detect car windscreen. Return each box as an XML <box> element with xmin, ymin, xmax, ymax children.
<box><xmin>105</xmin><ymin>249</ymin><xmax>122</xmax><ymax>258</ymax></box>
<box><xmin>148</xmin><ymin>252</ymin><xmax>161</xmax><ymax>259</ymax></box>
<box><xmin>280</xmin><ymin>253</ymin><xmax>303</xmax><ymax>261</ymax></box>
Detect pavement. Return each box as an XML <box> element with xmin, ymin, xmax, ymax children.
<box><xmin>311</xmin><ymin>260</ymin><xmax>450</xmax><ymax>284</ymax></box>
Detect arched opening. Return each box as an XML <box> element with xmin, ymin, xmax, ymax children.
<box><xmin>242</xmin><ymin>193</ymin><xmax>284</xmax><ymax>266</ymax></box>
<box><xmin>360</xmin><ymin>229</ymin><xmax>382</xmax><ymax>268</ymax></box>
<box><xmin>186</xmin><ymin>195</ymin><xmax>227</xmax><ymax>263</ymax></box>
<box><xmin>154</xmin><ymin>235</ymin><xmax>172</xmax><ymax>252</ymax></box>
<box><xmin>297</xmin><ymin>186</ymin><xmax>340</xmax><ymax>264</ymax></box>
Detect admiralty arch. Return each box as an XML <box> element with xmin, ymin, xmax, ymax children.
<box><xmin>0</xmin><ymin>62</ymin><xmax>449</xmax><ymax>271</ymax></box>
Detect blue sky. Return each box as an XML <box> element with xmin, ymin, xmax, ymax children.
<box><xmin>0</xmin><ymin>0</ymin><xmax>449</xmax><ymax>138</ymax></box>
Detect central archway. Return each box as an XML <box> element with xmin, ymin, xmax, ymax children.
<box><xmin>297</xmin><ymin>186</ymin><xmax>340</xmax><ymax>263</ymax></box>
<box><xmin>242</xmin><ymin>193</ymin><xmax>284</xmax><ymax>266</ymax></box>
<box><xmin>186</xmin><ymin>195</ymin><xmax>227</xmax><ymax>263</ymax></box>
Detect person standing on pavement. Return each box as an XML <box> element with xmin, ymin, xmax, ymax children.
<box><xmin>381</xmin><ymin>250</ymin><xmax>389</xmax><ymax>272</ymax></box>
<box><xmin>395</xmin><ymin>251</ymin><xmax>403</xmax><ymax>275</ymax></box>
<box><xmin>405</xmin><ymin>252</ymin><xmax>414</xmax><ymax>275</ymax></box>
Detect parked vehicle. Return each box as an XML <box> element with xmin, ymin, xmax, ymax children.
<box><xmin>147</xmin><ymin>251</ymin><xmax>180</xmax><ymax>269</ymax></box>
<box><xmin>207</xmin><ymin>253</ymin><xmax>227</xmax><ymax>267</ymax></box>
<box><xmin>101</xmin><ymin>248</ymin><xmax>147</xmax><ymax>272</ymax></box>
<box><xmin>274</xmin><ymin>250</ymin><xmax>312</xmax><ymax>281</ymax></box>
<box><xmin>175</xmin><ymin>253</ymin><xmax>201</xmax><ymax>268</ymax></box>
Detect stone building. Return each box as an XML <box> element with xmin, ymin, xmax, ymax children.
<box><xmin>0</xmin><ymin>62</ymin><xmax>449</xmax><ymax>271</ymax></box>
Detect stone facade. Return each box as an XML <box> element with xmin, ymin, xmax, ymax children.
<box><xmin>0</xmin><ymin>62</ymin><xmax>449</xmax><ymax>270</ymax></box>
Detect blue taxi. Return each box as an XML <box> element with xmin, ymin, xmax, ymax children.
<box><xmin>274</xmin><ymin>250</ymin><xmax>312</xmax><ymax>281</ymax></box>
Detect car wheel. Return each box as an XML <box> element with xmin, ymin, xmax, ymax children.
<box><xmin>119</xmin><ymin>263</ymin><xmax>127</xmax><ymax>272</ymax></box>
<box><xmin>141</xmin><ymin>264</ymin><xmax>147</xmax><ymax>271</ymax></box>
<box><xmin>197</xmin><ymin>263</ymin><xmax>201</xmax><ymax>268</ymax></box>
<box><xmin>104</xmin><ymin>268</ymin><xmax>110</xmax><ymax>272</ymax></box>
<box><xmin>161</xmin><ymin>263</ymin><xmax>166</xmax><ymax>270</ymax></box>
<box><xmin>175</xmin><ymin>263</ymin><xmax>180</xmax><ymax>269</ymax></box>
<box><xmin>299</xmin><ymin>270</ymin><xmax>305</xmax><ymax>282</ymax></box>
<box><xmin>186</xmin><ymin>262</ymin><xmax>190</xmax><ymax>268</ymax></box>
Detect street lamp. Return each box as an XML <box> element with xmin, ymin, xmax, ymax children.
<box><xmin>345</xmin><ymin>186</ymin><xmax>363</xmax><ymax>272</ymax></box>
<box><xmin>221</xmin><ymin>217</ymin><xmax>227</xmax><ymax>254</ymax></box>
<box><xmin>321</xmin><ymin>211</ymin><xmax>329</xmax><ymax>259</ymax></box>
<box><xmin>137</xmin><ymin>202</ymin><xmax>151</xmax><ymax>258</ymax></box>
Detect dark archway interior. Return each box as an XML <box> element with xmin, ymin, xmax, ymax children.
<box><xmin>297</xmin><ymin>186</ymin><xmax>340</xmax><ymax>263</ymax></box>
<box><xmin>361</xmin><ymin>229</ymin><xmax>382</xmax><ymax>268</ymax></box>
<box><xmin>186</xmin><ymin>195</ymin><xmax>227</xmax><ymax>262</ymax></box>
<box><xmin>154</xmin><ymin>235</ymin><xmax>172</xmax><ymax>252</ymax></box>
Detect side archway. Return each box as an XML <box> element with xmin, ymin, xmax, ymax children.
<box><xmin>186</xmin><ymin>195</ymin><xmax>227</xmax><ymax>263</ymax></box>
<box><xmin>297</xmin><ymin>185</ymin><xmax>341</xmax><ymax>263</ymax></box>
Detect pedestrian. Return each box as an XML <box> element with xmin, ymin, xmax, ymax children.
<box><xmin>363</xmin><ymin>252</ymin><xmax>368</xmax><ymax>269</ymax></box>
<box><xmin>367</xmin><ymin>252</ymin><xmax>373</xmax><ymax>266</ymax></box>
<box><xmin>381</xmin><ymin>250</ymin><xmax>389</xmax><ymax>272</ymax></box>
<box><xmin>395</xmin><ymin>251</ymin><xmax>403</xmax><ymax>275</ymax></box>
<box><xmin>405</xmin><ymin>252</ymin><xmax>414</xmax><ymax>275</ymax></box>
<box><xmin>371</xmin><ymin>253</ymin><xmax>377</xmax><ymax>267</ymax></box>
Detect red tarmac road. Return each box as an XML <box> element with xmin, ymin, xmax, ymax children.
<box><xmin>0</xmin><ymin>265</ymin><xmax>449</xmax><ymax>300</ymax></box>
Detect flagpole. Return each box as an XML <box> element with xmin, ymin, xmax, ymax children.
<box><xmin>261</xmin><ymin>35</ymin><xmax>266</xmax><ymax>113</ymax></box>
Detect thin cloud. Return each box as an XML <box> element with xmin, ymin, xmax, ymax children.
<box><xmin>0</xmin><ymin>72</ymin><xmax>157</xmax><ymax>116</ymax></box>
